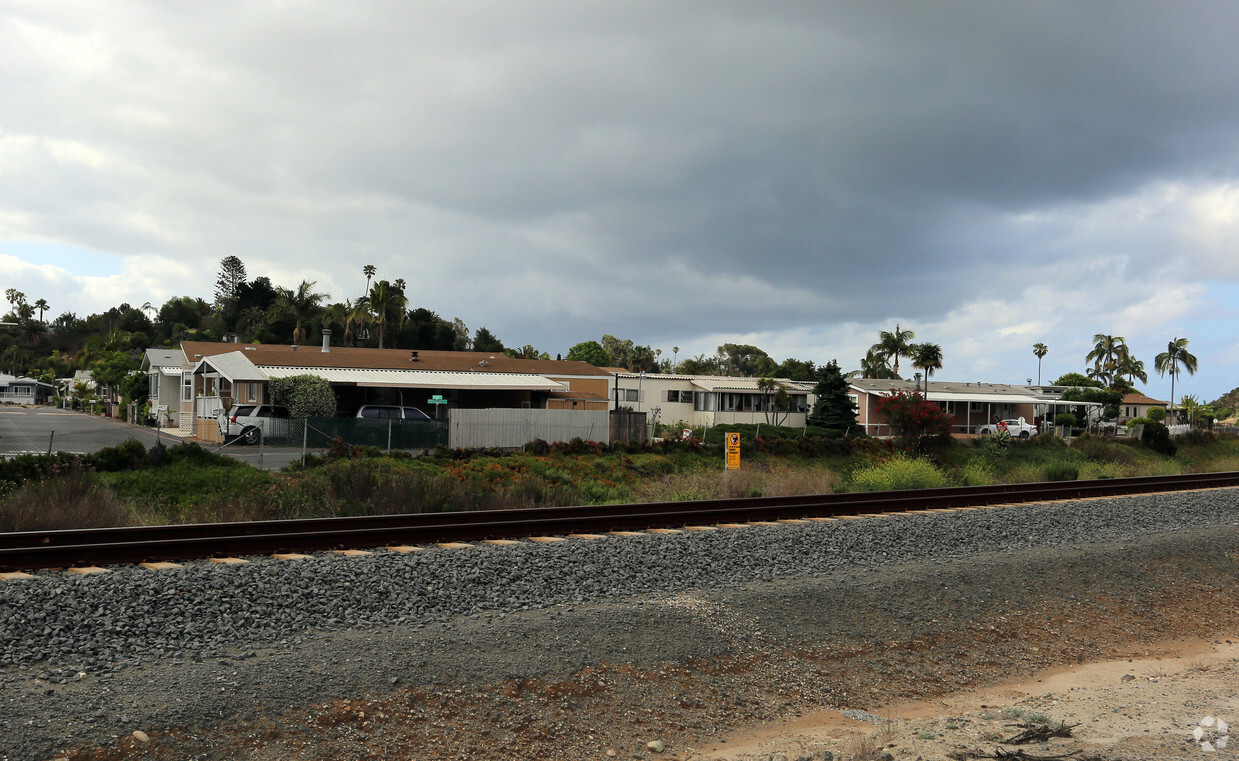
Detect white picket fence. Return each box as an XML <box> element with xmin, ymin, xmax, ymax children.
<box><xmin>448</xmin><ymin>409</ymin><xmax>609</xmax><ymax>449</ymax></box>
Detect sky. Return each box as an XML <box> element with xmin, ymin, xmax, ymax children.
<box><xmin>3</xmin><ymin>1</ymin><xmax>1239</xmax><ymax>403</ymax></box>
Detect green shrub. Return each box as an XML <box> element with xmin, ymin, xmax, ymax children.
<box><xmin>1054</xmin><ymin>413</ymin><xmax>1077</xmax><ymax>428</ymax></box>
<box><xmin>269</xmin><ymin>374</ymin><xmax>337</xmax><ymax>417</ymax></box>
<box><xmin>958</xmin><ymin>459</ymin><xmax>996</xmax><ymax>486</ymax></box>
<box><xmin>0</xmin><ymin>451</ymin><xmax>83</xmax><ymax>486</ymax></box>
<box><xmin>1042</xmin><ymin>461</ymin><xmax>1079</xmax><ymax>481</ymax></box>
<box><xmin>1147</xmin><ymin>406</ymin><xmax>1166</xmax><ymax>422</ymax></box>
<box><xmin>1181</xmin><ymin>429</ymin><xmax>1216</xmax><ymax>446</ymax></box>
<box><xmin>1071</xmin><ymin>435</ymin><xmax>1135</xmax><ymax>464</ymax></box>
<box><xmin>1141</xmin><ymin>421</ymin><xmax>1177</xmax><ymax>456</ymax></box>
<box><xmin>1126</xmin><ymin>417</ymin><xmax>1151</xmax><ymax>429</ymax></box>
<box><xmin>851</xmin><ymin>455</ymin><xmax>947</xmax><ymax>492</ymax></box>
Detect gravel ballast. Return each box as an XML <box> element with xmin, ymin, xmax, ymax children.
<box><xmin>1</xmin><ymin>488</ymin><xmax>1238</xmax><ymax>760</ymax></box>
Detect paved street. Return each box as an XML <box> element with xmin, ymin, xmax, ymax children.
<box><xmin>0</xmin><ymin>406</ymin><xmax>307</xmax><ymax>470</ymax></box>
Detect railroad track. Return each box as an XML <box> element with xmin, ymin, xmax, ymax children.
<box><xmin>3</xmin><ymin>471</ymin><xmax>1238</xmax><ymax>571</ymax></box>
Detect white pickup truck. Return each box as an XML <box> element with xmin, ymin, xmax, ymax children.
<box><xmin>976</xmin><ymin>418</ymin><xmax>1038</xmax><ymax>438</ymax></box>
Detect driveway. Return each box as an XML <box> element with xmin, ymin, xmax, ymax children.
<box><xmin>0</xmin><ymin>406</ymin><xmax>306</xmax><ymax>470</ymax></box>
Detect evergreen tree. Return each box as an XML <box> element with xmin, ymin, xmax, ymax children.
<box><xmin>808</xmin><ymin>359</ymin><xmax>858</xmax><ymax>433</ymax></box>
<box><xmin>473</xmin><ymin>327</ymin><xmax>504</xmax><ymax>352</ymax></box>
<box><xmin>214</xmin><ymin>256</ymin><xmax>248</xmax><ymax>309</ymax></box>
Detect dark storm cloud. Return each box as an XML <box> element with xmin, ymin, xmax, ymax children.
<box><xmin>5</xmin><ymin>1</ymin><xmax>1239</xmax><ymax>395</ymax></box>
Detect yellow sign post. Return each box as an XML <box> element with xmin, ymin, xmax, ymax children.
<box><xmin>725</xmin><ymin>432</ymin><xmax>741</xmax><ymax>470</ymax></box>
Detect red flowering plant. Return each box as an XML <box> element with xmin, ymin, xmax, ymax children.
<box><xmin>874</xmin><ymin>389</ymin><xmax>954</xmax><ymax>451</ymax></box>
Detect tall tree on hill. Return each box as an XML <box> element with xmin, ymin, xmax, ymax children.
<box><xmin>345</xmin><ymin>298</ymin><xmax>370</xmax><ymax>346</ymax></box>
<box><xmin>363</xmin><ymin>264</ymin><xmax>376</xmax><ymax>297</ymax></box>
<box><xmin>566</xmin><ymin>340</ymin><xmax>610</xmax><ymax>367</ymax></box>
<box><xmin>33</xmin><ymin>298</ymin><xmax>49</xmax><ymax>324</ymax></box>
<box><xmin>1155</xmin><ymin>336</ymin><xmax>1198</xmax><ymax>425</ymax></box>
<box><xmin>473</xmin><ymin>327</ymin><xmax>504</xmax><ymax>352</ymax></box>
<box><xmin>367</xmin><ymin>280</ymin><xmax>407</xmax><ymax>349</ymax></box>
<box><xmin>716</xmin><ymin>343</ymin><xmax>776</xmax><ymax>376</ymax></box>
<box><xmin>271</xmin><ymin>280</ymin><xmax>328</xmax><ymax>345</ymax></box>
<box><xmin>213</xmin><ymin>256</ymin><xmax>247</xmax><ymax>310</ymax></box>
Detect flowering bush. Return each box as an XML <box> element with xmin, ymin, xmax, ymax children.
<box><xmin>874</xmin><ymin>389</ymin><xmax>953</xmax><ymax>450</ymax></box>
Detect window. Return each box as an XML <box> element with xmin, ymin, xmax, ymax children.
<box><xmin>624</xmin><ymin>389</ymin><xmax>639</xmax><ymax>402</ymax></box>
<box><xmin>970</xmin><ymin>402</ymin><xmax>984</xmax><ymax>413</ymax></box>
<box><xmin>680</xmin><ymin>390</ymin><xmax>693</xmax><ymax>403</ymax></box>
<box><xmin>148</xmin><ymin>373</ymin><xmax>158</xmax><ymax>399</ymax></box>
<box><xmin>181</xmin><ymin>373</ymin><xmax>192</xmax><ymax>402</ymax></box>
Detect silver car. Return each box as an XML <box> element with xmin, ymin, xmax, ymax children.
<box><xmin>217</xmin><ymin>404</ymin><xmax>292</xmax><ymax>444</ymax></box>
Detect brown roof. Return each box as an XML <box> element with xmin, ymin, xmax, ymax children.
<box><xmin>179</xmin><ymin>342</ymin><xmax>612</xmax><ymax>377</ymax></box>
<box><xmin>1122</xmin><ymin>392</ymin><xmax>1167</xmax><ymax>405</ymax></box>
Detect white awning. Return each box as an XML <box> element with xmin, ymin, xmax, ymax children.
<box><xmin>690</xmin><ymin>378</ymin><xmax>815</xmax><ymax>392</ymax></box>
<box><xmin>192</xmin><ymin>351</ymin><xmax>266</xmax><ymax>382</ymax></box>
<box><xmin>259</xmin><ymin>366</ymin><xmax>568</xmax><ymax>391</ymax></box>
<box><xmin>159</xmin><ymin>366</ymin><xmax>185</xmax><ymax>376</ymax></box>
<box><xmin>925</xmin><ymin>391</ymin><xmax>1041</xmax><ymax>405</ymax></box>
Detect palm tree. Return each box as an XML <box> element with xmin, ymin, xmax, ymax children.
<box><xmin>345</xmin><ymin>298</ymin><xmax>370</xmax><ymax>346</ymax></box>
<box><xmin>858</xmin><ymin>348</ymin><xmax>896</xmax><ymax>379</ymax></box>
<box><xmin>875</xmin><ymin>324</ymin><xmax>915</xmax><ymax>379</ymax></box>
<box><xmin>367</xmin><ymin>281</ymin><xmax>408</xmax><ymax>349</ymax></box>
<box><xmin>1179</xmin><ymin>394</ymin><xmax>1201</xmax><ymax>427</ymax></box>
<box><xmin>321</xmin><ymin>302</ymin><xmax>348</xmax><ymax>337</ymax></box>
<box><xmin>1086</xmin><ymin>334</ymin><xmax>1128</xmax><ymax>387</ymax></box>
<box><xmin>271</xmin><ymin>280</ymin><xmax>328</xmax><ymax>344</ymax></box>
<box><xmin>1154</xmin><ymin>337</ymin><xmax>1198</xmax><ymax>425</ymax></box>
<box><xmin>910</xmin><ymin>343</ymin><xmax>943</xmax><ymax>393</ymax></box>
<box><xmin>33</xmin><ymin>298</ymin><xmax>49</xmax><ymax>324</ymax></box>
<box><xmin>1032</xmin><ymin>342</ymin><xmax>1048</xmax><ymax>384</ymax></box>
<box><xmin>1115</xmin><ymin>354</ymin><xmax>1148</xmax><ymax>386</ymax></box>
<box><xmin>671</xmin><ymin>346</ymin><xmax>680</xmax><ymax>373</ymax></box>
<box><xmin>362</xmin><ymin>264</ymin><xmax>376</xmax><ymax>297</ymax></box>
<box><xmin>236</xmin><ymin>306</ymin><xmax>267</xmax><ymax>342</ymax></box>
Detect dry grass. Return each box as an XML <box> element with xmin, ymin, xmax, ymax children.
<box><xmin>1185</xmin><ymin>657</ymin><xmax>1212</xmax><ymax>673</ymax></box>
<box><xmin>631</xmin><ymin>464</ymin><xmax>840</xmax><ymax>503</ymax></box>
<box><xmin>840</xmin><ymin>731</ymin><xmax>885</xmax><ymax>760</ymax></box>
<box><xmin>0</xmin><ymin>469</ymin><xmax>131</xmax><ymax>532</ymax></box>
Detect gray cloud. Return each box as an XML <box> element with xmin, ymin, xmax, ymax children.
<box><xmin>4</xmin><ymin>1</ymin><xmax>1239</xmax><ymax>397</ymax></box>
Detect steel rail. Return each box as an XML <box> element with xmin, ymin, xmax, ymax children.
<box><xmin>2</xmin><ymin>471</ymin><xmax>1237</xmax><ymax>571</ymax></box>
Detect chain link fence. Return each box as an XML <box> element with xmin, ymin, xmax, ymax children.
<box><xmin>0</xmin><ymin>426</ymin><xmax>176</xmax><ymax>458</ymax></box>
<box><xmin>2</xmin><ymin>416</ymin><xmax>448</xmax><ymax>468</ymax></box>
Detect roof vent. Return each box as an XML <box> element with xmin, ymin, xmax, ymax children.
<box><xmin>410</xmin><ymin>351</ymin><xmax>419</xmax><ymax>362</ymax></box>
<box><xmin>321</xmin><ymin>330</ymin><xmax>331</xmax><ymax>353</ymax></box>
<box><xmin>244</xmin><ymin>346</ymin><xmax>255</xmax><ymax>351</ymax></box>
<box><xmin>291</xmin><ymin>344</ymin><xmax>298</xmax><ymax>352</ymax></box>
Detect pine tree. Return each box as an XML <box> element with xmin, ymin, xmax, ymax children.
<box><xmin>809</xmin><ymin>359</ymin><xmax>858</xmax><ymax>433</ymax></box>
<box><xmin>214</xmin><ymin>256</ymin><xmax>248</xmax><ymax>309</ymax></box>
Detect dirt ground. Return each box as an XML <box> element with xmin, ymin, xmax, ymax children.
<box><xmin>701</xmin><ymin>636</ymin><xmax>1239</xmax><ymax>760</ymax></box>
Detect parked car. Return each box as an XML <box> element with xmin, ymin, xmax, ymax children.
<box><xmin>354</xmin><ymin>405</ymin><xmax>431</xmax><ymax>420</ymax></box>
<box><xmin>976</xmin><ymin>418</ymin><xmax>1038</xmax><ymax>438</ymax></box>
<box><xmin>217</xmin><ymin>404</ymin><xmax>292</xmax><ymax>444</ymax></box>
